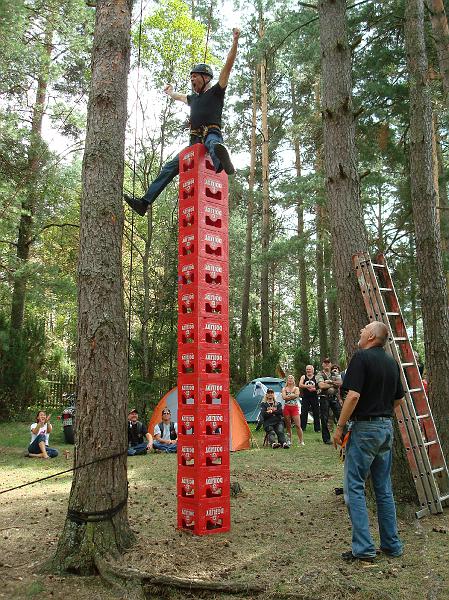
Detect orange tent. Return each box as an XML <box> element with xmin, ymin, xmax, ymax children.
<box><xmin>148</xmin><ymin>387</ymin><xmax>250</xmax><ymax>451</ymax></box>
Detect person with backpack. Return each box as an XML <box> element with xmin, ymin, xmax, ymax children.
<box><xmin>128</xmin><ymin>408</ymin><xmax>153</xmax><ymax>455</ymax></box>
<box><xmin>153</xmin><ymin>407</ymin><xmax>178</xmax><ymax>453</ymax></box>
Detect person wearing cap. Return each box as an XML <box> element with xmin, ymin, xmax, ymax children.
<box><xmin>124</xmin><ymin>28</ymin><xmax>240</xmax><ymax>216</ymax></box>
<box><xmin>316</xmin><ymin>357</ymin><xmax>342</xmax><ymax>445</ymax></box>
<box><xmin>260</xmin><ymin>388</ymin><xmax>288</xmax><ymax>449</ymax></box>
<box><xmin>153</xmin><ymin>407</ymin><xmax>178</xmax><ymax>453</ymax></box>
<box><xmin>128</xmin><ymin>408</ymin><xmax>153</xmax><ymax>456</ymax></box>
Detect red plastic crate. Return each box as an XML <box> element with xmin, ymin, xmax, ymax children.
<box><xmin>177</xmin><ymin>404</ymin><xmax>229</xmax><ymax>438</ymax></box>
<box><xmin>178</xmin><ymin>466</ymin><xmax>230</xmax><ymax>500</ymax></box>
<box><xmin>178</xmin><ymin>286</ymin><xmax>229</xmax><ymax>317</ymax></box>
<box><xmin>178</xmin><ymin>376</ymin><xmax>229</xmax><ymax>407</ymax></box>
<box><xmin>179</xmin><ymin>144</ymin><xmax>229</xmax><ymax>185</ymax></box>
<box><xmin>179</xmin><ymin>228</ymin><xmax>228</xmax><ymax>261</ymax></box>
<box><xmin>178</xmin><ymin>256</ymin><xmax>228</xmax><ymax>288</ymax></box>
<box><xmin>178</xmin><ymin>346</ymin><xmax>230</xmax><ymax>376</ymax></box>
<box><xmin>178</xmin><ymin>436</ymin><xmax>230</xmax><ymax>468</ymax></box>
<box><xmin>179</xmin><ymin>172</ymin><xmax>228</xmax><ymax>207</ymax></box>
<box><xmin>178</xmin><ymin>315</ymin><xmax>229</xmax><ymax>348</ymax></box>
<box><xmin>179</xmin><ymin>201</ymin><xmax>228</xmax><ymax>231</ymax></box>
<box><xmin>177</xmin><ymin>496</ymin><xmax>231</xmax><ymax>535</ymax></box>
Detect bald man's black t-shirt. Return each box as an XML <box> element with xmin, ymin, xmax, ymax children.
<box><xmin>187</xmin><ymin>83</ymin><xmax>226</xmax><ymax>129</ymax></box>
<box><xmin>342</xmin><ymin>347</ymin><xmax>404</xmax><ymax>418</ymax></box>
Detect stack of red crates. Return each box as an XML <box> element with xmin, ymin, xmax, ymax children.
<box><xmin>177</xmin><ymin>144</ymin><xmax>231</xmax><ymax>535</ymax></box>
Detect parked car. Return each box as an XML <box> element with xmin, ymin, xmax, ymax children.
<box><xmin>61</xmin><ymin>392</ymin><xmax>76</xmax><ymax>444</ymax></box>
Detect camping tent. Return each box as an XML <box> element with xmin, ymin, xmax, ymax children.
<box><xmin>236</xmin><ymin>377</ymin><xmax>285</xmax><ymax>422</ymax></box>
<box><xmin>148</xmin><ymin>387</ymin><xmax>251</xmax><ymax>451</ymax></box>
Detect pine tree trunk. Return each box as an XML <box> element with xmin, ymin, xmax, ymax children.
<box><xmin>325</xmin><ymin>241</ymin><xmax>339</xmax><ymax>363</ymax></box>
<box><xmin>318</xmin><ymin>0</ymin><xmax>417</xmax><ymax>501</ymax></box>
<box><xmin>405</xmin><ymin>0</ymin><xmax>449</xmax><ymax>459</ymax></box>
<box><xmin>426</xmin><ymin>0</ymin><xmax>449</xmax><ymax>101</ymax></box>
<box><xmin>434</xmin><ymin>114</ymin><xmax>449</xmax><ymax>284</ymax></box>
<box><xmin>291</xmin><ymin>79</ymin><xmax>310</xmax><ymax>358</ymax></box>
<box><xmin>52</xmin><ymin>0</ymin><xmax>133</xmax><ymax>574</ymax></box>
<box><xmin>239</xmin><ymin>67</ymin><xmax>257</xmax><ymax>382</ymax></box>
<box><xmin>260</xmin><ymin>43</ymin><xmax>270</xmax><ymax>361</ymax></box>
<box><xmin>315</xmin><ymin>203</ymin><xmax>328</xmax><ymax>359</ymax></box>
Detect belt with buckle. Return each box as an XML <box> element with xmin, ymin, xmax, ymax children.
<box><xmin>190</xmin><ymin>124</ymin><xmax>221</xmax><ymax>141</ymax></box>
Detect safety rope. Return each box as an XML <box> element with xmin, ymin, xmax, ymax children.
<box><xmin>127</xmin><ymin>0</ymin><xmax>145</xmax><ymax>365</ymax></box>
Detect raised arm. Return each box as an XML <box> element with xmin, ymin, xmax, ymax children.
<box><xmin>164</xmin><ymin>83</ymin><xmax>188</xmax><ymax>105</ymax></box>
<box><xmin>218</xmin><ymin>28</ymin><xmax>240</xmax><ymax>89</ymax></box>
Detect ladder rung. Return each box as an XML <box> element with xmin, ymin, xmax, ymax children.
<box><xmin>424</xmin><ymin>440</ymin><xmax>437</xmax><ymax>447</ymax></box>
<box><xmin>439</xmin><ymin>494</ymin><xmax>449</xmax><ymax>502</ymax></box>
<box><xmin>401</xmin><ymin>362</ymin><xmax>414</xmax><ymax>367</ymax></box>
<box><xmin>386</xmin><ymin>312</ymin><xmax>400</xmax><ymax>316</ymax></box>
<box><xmin>371</xmin><ymin>263</ymin><xmax>386</xmax><ymax>268</ymax></box>
<box><xmin>432</xmin><ymin>467</ymin><xmax>445</xmax><ymax>474</ymax></box>
<box><xmin>408</xmin><ymin>387</ymin><xmax>422</xmax><ymax>393</ymax></box>
<box><xmin>379</xmin><ymin>287</ymin><xmax>392</xmax><ymax>292</ymax></box>
<box><xmin>393</xmin><ymin>337</ymin><xmax>407</xmax><ymax>341</ymax></box>
<box><xmin>417</xmin><ymin>414</ymin><xmax>430</xmax><ymax>420</ymax></box>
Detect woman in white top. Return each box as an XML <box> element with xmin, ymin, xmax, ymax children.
<box><xmin>281</xmin><ymin>375</ymin><xmax>304</xmax><ymax>446</ymax></box>
<box><xmin>27</xmin><ymin>411</ymin><xmax>59</xmax><ymax>458</ymax></box>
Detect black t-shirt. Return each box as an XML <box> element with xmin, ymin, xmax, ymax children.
<box><xmin>187</xmin><ymin>83</ymin><xmax>226</xmax><ymax>129</ymax></box>
<box><xmin>301</xmin><ymin>376</ymin><xmax>318</xmax><ymax>401</ymax></box>
<box><xmin>342</xmin><ymin>347</ymin><xmax>404</xmax><ymax>418</ymax></box>
<box><xmin>128</xmin><ymin>421</ymin><xmax>146</xmax><ymax>446</ymax></box>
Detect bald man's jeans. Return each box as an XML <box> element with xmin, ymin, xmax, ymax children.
<box><xmin>343</xmin><ymin>418</ymin><xmax>403</xmax><ymax>558</ymax></box>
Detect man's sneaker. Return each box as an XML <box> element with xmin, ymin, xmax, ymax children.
<box><xmin>272</xmin><ymin>442</ymin><xmax>281</xmax><ymax>449</ymax></box>
<box><xmin>341</xmin><ymin>550</ymin><xmax>375</xmax><ymax>564</ymax></box>
<box><xmin>300</xmin><ymin>441</ymin><xmax>305</xmax><ymax>446</ymax></box>
<box><xmin>283</xmin><ymin>442</ymin><xmax>290</xmax><ymax>449</ymax></box>
<box><xmin>124</xmin><ymin>194</ymin><xmax>148</xmax><ymax>216</ymax></box>
<box><xmin>214</xmin><ymin>143</ymin><xmax>235</xmax><ymax>175</ymax></box>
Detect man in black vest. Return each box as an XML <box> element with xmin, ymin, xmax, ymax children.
<box><xmin>153</xmin><ymin>407</ymin><xmax>178</xmax><ymax>453</ymax></box>
<box><xmin>333</xmin><ymin>321</ymin><xmax>404</xmax><ymax>563</ymax></box>
<box><xmin>128</xmin><ymin>408</ymin><xmax>153</xmax><ymax>456</ymax></box>
<box><xmin>124</xmin><ymin>28</ymin><xmax>240</xmax><ymax>216</ymax></box>
<box><xmin>299</xmin><ymin>365</ymin><xmax>320</xmax><ymax>432</ymax></box>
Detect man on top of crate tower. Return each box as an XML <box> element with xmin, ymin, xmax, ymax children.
<box><xmin>124</xmin><ymin>28</ymin><xmax>240</xmax><ymax>217</ymax></box>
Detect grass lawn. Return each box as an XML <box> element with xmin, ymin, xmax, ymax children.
<box><xmin>1</xmin><ymin>421</ymin><xmax>449</xmax><ymax>600</ymax></box>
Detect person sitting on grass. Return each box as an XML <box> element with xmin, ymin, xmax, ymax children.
<box><xmin>260</xmin><ymin>389</ymin><xmax>288</xmax><ymax>449</ymax></box>
<box><xmin>128</xmin><ymin>408</ymin><xmax>153</xmax><ymax>456</ymax></box>
<box><xmin>153</xmin><ymin>408</ymin><xmax>178</xmax><ymax>453</ymax></box>
<box><xmin>27</xmin><ymin>410</ymin><xmax>58</xmax><ymax>459</ymax></box>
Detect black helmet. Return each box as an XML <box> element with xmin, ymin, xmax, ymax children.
<box><xmin>190</xmin><ymin>63</ymin><xmax>213</xmax><ymax>79</ymax></box>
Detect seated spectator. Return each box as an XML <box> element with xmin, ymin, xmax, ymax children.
<box><xmin>128</xmin><ymin>408</ymin><xmax>153</xmax><ymax>456</ymax></box>
<box><xmin>153</xmin><ymin>408</ymin><xmax>178</xmax><ymax>453</ymax></box>
<box><xmin>260</xmin><ymin>388</ymin><xmax>288</xmax><ymax>449</ymax></box>
<box><xmin>27</xmin><ymin>411</ymin><xmax>58</xmax><ymax>459</ymax></box>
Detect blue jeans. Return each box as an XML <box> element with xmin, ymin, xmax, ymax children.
<box><xmin>128</xmin><ymin>442</ymin><xmax>148</xmax><ymax>456</ymax></box>
<box><xmin>153</xmin><ymin>440</ymin><xmax>177</xmax><ymax>453</ymax></box>
<box><xmin>142</xmin><ymin>131</ymin><xmax>224</xmax><ymax>206</ymax></box>
<box><xmin>344</xmin><ymin>419</ymin><xmax>403</xmax><ymax>558</ymax></box>
<box><xmin>28</xmin><ymin>434</ymin><xmax>59</xmax><ymax>458</ymax></box>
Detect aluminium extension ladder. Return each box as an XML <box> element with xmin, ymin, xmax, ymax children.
<box><xmin>353</xmin><ymin>252</ymin><xmax>449</xmax><ymax>518</ymax></box>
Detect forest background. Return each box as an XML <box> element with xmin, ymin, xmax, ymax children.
<box><xmin>0</xmin><ymin>0</ymin><xmax>446</xmax><ymax>421</ymax></box>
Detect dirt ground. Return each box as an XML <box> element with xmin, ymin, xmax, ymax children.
<box><xmin>1</xmin><ymin>426</ymin><xmax>449</xmax><ymax>600</ymax></box>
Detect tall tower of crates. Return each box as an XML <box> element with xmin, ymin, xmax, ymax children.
<box><xmin>176</xmin><ymin>144</ymin><xmax>231</xmax><ymax>535</ymax></box>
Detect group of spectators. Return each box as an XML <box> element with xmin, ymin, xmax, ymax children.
<box><xmin>25</xmin><ymin>407</ymin><xmax>178</xmax><ymax>458</ymax></box>
<box><xmin>260</xmin><ymin>358</ymin><xmax>344</xmax><ymax>449</ymax></box>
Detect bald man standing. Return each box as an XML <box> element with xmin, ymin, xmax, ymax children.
<box><xmin>333</xmin><ymin>321</ymin><xmax>404</xmax><ymax>563</ymax></box>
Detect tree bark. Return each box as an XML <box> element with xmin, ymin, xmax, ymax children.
<box><xmin>259</xmin><ymin>11</ymin><xmax>270</xmax><ymax>361</ymax></box>
<box><xmin>325</xmin><ymin>240</ymin><xmax>339</xmax><ymax>363</ymax></box>
<box><xmin>291</xmin><ymin>79</ymin><xmax>310</xmax><ymax>358</ymax></box>
<box><xmin>425</xmin><ymin>0</ymin><xmax>449</xmax><ymax>101</ymax></box>
<box><xmin>318</xmin><ymin>0</ymin><xmax>416</xmax><ymax>501</ymax></box>
<box><xmin>405</xmin><ymin>0</ymin><xmax>449</xmax><ymax>459</ymax></box>
<box><xmin>52</xmin><ymin>0</ymin><xmax>133</xmax><ymax>574</ymax></box>
<box><xmin>239</xmin><ymin>67</ymin><xmax>257</xmax><ymax>383</ymax></box>
<box><xmin>315</xmin><ymin>202</ymin><xmax>328</xmax><ymax>359</ymax></box>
